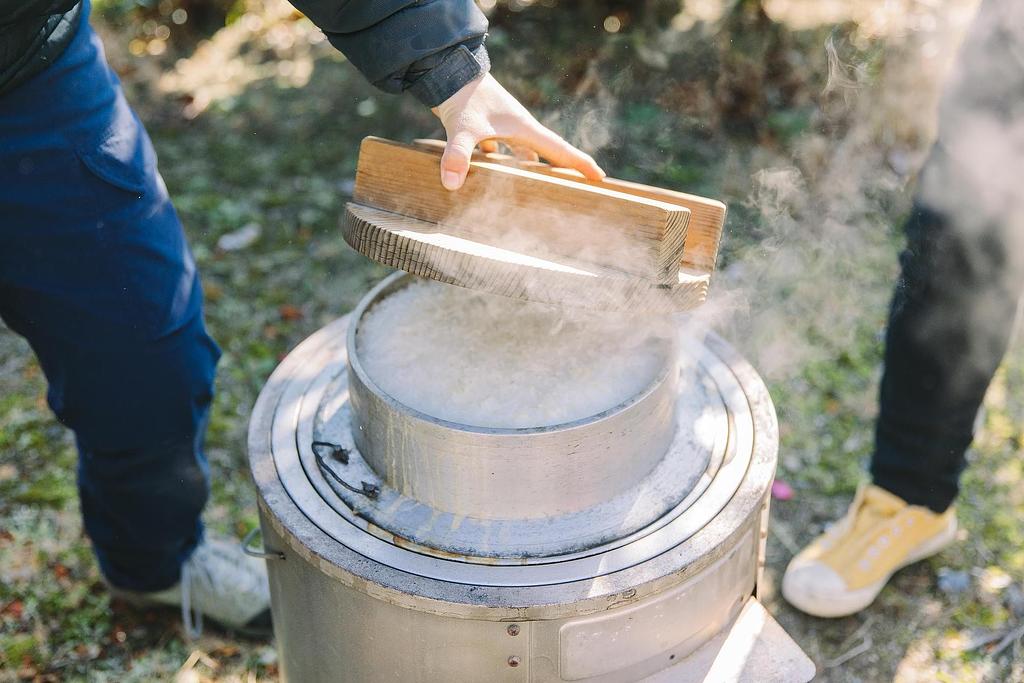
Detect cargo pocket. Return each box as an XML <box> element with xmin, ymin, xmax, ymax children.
<box><xmin>74</xmin><ymin>141</ymin><xmax>147</xmax><ymax>198</ymax></box>
<box><xmin>70</xmin><ymin>100</ymin><xmax>157</xmax><ymax>208</ymax></box>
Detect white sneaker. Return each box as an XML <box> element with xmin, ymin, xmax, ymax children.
<box><xmin>111</xmin><ymin>535</ymin><xmax>272</xmax><ymax>638</ymax></box>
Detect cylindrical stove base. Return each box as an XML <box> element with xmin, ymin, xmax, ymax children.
<box><xmin>258</xmin><ymin>502</ymin><xmax>762</xmax><ymax>682</ymax></box>
<box><xmin>248</xmin><ymin>277</ymin><xmax>788</xmax><ymax>682</ymax></box>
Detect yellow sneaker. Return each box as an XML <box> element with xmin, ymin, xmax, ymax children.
<box><xmin>782</xmin><ymin>484</ymin><xmax>957</xmax><ymax>618</ymax></box>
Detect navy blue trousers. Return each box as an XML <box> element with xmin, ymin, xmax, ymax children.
<box><xmin>0</xmin><ymin>3</ymin><xmax>218</xmax><ymax>592</ymax></box>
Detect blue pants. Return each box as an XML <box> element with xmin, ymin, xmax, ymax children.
<box><xmin>0</xmin><ymin>3</ymin><xmax>218</xmax><ymax>592</ymax></box>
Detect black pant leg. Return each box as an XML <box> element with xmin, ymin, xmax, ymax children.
<box><xmin>872</xmin><ymin>191</ymin><xmax>1021</xmax><ymax>512</ymax></box>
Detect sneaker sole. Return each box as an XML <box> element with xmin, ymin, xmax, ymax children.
<box><xmin>783</xmin><ymin>515</ymin><xmax>958</xmax><ymax>618</ymax></box>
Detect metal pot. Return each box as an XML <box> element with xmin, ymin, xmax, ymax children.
<box><xmin>346</xmin><ymin>275</ymin><xmax>680</xmax><ymax>522</ymax></box>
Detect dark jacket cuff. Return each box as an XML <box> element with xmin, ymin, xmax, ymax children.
<box><xmin>406</xmin><ymin>43</ymin><xmax>490</xmax><ymax>108</ymax></box>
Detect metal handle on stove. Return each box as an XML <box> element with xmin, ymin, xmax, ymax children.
<box><xmin>241</xmin><ymin>527</ymin><xmax>285</xmax><ymax>561</ymax></box>
<box><xmin>312</xmin><ymin>440</ymin><xmax>381</xmax><ymax>500</ymax></box>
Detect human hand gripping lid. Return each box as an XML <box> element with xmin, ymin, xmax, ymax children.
<box><xmin>431</xmin><ymin>73</ymin><xmax>605</xmax><ymax>190</ymax></box>
<box><xmin>284</xmin><ymin>0</ymin><xmax>605</xmax><ymax>190</ymax></box>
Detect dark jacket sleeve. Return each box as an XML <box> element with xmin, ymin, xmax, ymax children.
<box><xmin>0</xmin><ymin>0</ymin><xmax>77</xmax><ymax>24</ymax></box>
<box><xmin>287</xmin><ymin>0</ymin><xmax>490</xmax><ymax>107</ymax></box>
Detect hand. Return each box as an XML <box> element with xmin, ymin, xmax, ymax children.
<box><xmin>431</xmin><ymin>73</ymin><xmax>605</xmax><ymax>190</ymax></box>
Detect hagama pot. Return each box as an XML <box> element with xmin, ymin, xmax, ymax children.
<box><xmin>247</xmin><ymin>273</ymin><xmax>814</xmax><ymax>682</ymax></box>
<box><xmin>345</xmin><ymin>275</ymin><xmax>682</xmax><ymax>546</ymax></box>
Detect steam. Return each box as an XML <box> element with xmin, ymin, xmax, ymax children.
<box><xmin>357</xmin><ymin>279</ymin><xmax>674</xmax><ymax>429</ymax></box>
<box><xmin>822</xmin><ymin>34</ymin><xmax>863</xmax><ymax>100</ymax></box>
<box><xmin>376</xmin><ymin>0</ymin><xmax>1012</xmax><ymax>414</ymax></box>
<box><xmin>686</xmin><ymin>2</ymin><xmax>996</xmax><ymax>385</ymax></box>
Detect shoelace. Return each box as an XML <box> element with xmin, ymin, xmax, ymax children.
<box><xmin>181</xmin><ymin>561</ymin><xmax>203</xmax><ymax>640</ymax></box>
<box><xmin>180</xmin><ymin>541</ymin><xmax>263</xmax><ymax>640</ymax></box>
<box><xmin>823</xmin><ymin>488</ymin><xmax>902</xmax><ymax>552</ymax></box>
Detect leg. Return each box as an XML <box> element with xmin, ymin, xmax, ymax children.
<box><xmin>782</xmin><ymin>178</ymin><xmax>1021</xmax><ymax>616</ymax></box>
<box><xmin>872</xmin><ymin>0</ymin><xmax>1024</xmax><ymax>512</ymax></box>
<box><xmin>783</xmin><ymin>0</ymin><xmax>1024</xmax><ymax>617</ymax></box>
<box><xmin>0</xmin><ymin>291</ymin><xmax>219</xmax><ymax>592</ymax></box>
<box><xmin>871</xmin><ymin>191</ymin><xmax>1022</xmax><ymax>512</ymax></box>
<box><xmin>784</xmin><ymin>176</ymin><xmax>1023</xmax><ymax>616</ymax></box>
<box><xmin>0</xmin><ymin>5</ymin><xmax>219</xmax><ymax>592</ymax></box>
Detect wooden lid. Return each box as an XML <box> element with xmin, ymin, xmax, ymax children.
<box><xmin>341</xmin><ymin>137</ymin><xmax>726</xmax><ymax>312</ymax></box>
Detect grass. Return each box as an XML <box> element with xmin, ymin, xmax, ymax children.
<box><xmin>2</xmin><ymin>0</ymin><xmax>1023</xmax><ymax>680</ymax></box>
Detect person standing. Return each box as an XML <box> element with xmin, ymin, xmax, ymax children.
<box><xmin>783</xmin><ymin>0</ymin><xmax>1024</xmax><ymax>617</ymax></box>
<box><xmin>0</xmin><ymin>0</ymin><xmax>602</xmax><ymax>635</ymax></box>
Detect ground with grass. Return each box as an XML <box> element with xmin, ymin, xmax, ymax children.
<box><xmin>2</xmin><ymin>0</ymin><xmax>1022</xmax><ymax>680</ymax></box>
